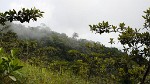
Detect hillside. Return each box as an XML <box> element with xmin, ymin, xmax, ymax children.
<box><xmin>0</xmin><ymin>23</ymin><xmax>125</xmax><ymax>84</ymax></box>
<box><xmin>0</xmin><ymin>3</ymin><xmax>150</xmax><ymax>83</ymax></box>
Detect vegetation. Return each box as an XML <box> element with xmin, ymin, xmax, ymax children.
<box><xmin>0</xmin><ymin>7</ymin><xmax>150</xmax><ymax>84</ymax></box>
<box><xmin>0</xmin><ymin>48</ymin><xmax>23</xmax><ymax>83</ymax></box>
<box><xmin>15</xmin><ymin>61</ymin><xmax>90</xmax><ymax>84</ymax></box>
<box><xmin>0</xmin><ymin>8</ymin><xmax>44</xmax><ymax>25</ymax></box>
<box><xmin>90</xmin><ymin>8</ymin><xmax>150</xmax><ymax>84</ymax></box>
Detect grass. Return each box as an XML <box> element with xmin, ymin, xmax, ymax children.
<box><xmin>12</xmin><ymin>61</ymin><xmax>90</xmax><ymax>84</ymax></box>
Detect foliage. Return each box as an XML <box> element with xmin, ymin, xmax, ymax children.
<box><xmin>0</xmin><ymin>48</ymin><xmax>23</xmax><ymax>84</ymax></box>
<box><xmin>72</xmin><ymin>32</ymin><xmax>79</xmax><ymax>39</ymax></box>
<box><xmin>15</xmin><ymin>61</ymin><xmax>90</xmax><ymax>84</ymax></box>
<box><xmin>0</xmin><ymin>7</ymin><xmax>44</xmax><ymax>84</ymax></box>
<box><xmin>1</xmin><ymin>7</ymin><xmax>150</xmax><ymax>84</ymax></box>
<box><xmin>0</xmin><ymin>22</ymin><xmax>128</xmax><ymax>83</ymax></box>
<box><xmin>0</xmin><ymin>8</ymin><xmax>44</xmax><ymax>25</ymax></box>
<box><xmin>89</xmin><ymin>8</ymin><xmax>150</xmax><ymax>84</ymax></box>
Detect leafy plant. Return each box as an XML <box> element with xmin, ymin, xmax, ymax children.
<box><xmin>0</xmin><ymin>7</ymin><xmax>44</xmax><ymax>25</ymax></box>
<box><xmin>0</xmin><ymin>48</ymin><xmax>23</xmax><ymax>83</ymax></box>
<box><xmin>89</xmin><ymin>7</ymin><xmax>150</xmax><ymax>84</ymax></box>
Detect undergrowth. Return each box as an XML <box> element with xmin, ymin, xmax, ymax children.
<box><xmin>14</xmin><ymin>61</ymin><xmax>90</xmax><ymax>84</ymax></box>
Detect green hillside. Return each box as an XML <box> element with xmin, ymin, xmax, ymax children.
<box><xmin>0</xmin><ymin>7</ymin><xmax>150</xmax><ymax>84</ymax></box>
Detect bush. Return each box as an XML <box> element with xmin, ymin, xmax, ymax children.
<box><xmin>0</xmin><ymin>48</ymin><xmax>23</xmax><ymax>84</ymax></box>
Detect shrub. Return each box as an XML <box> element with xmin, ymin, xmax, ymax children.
<box><xmin>0</xmin><ymin>48</ymin><xmax>23</xmax><ymax>84</ymax></box>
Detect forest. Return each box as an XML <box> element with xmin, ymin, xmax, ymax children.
<box><xmin>0</xmin><ymin>7</ymin><xmax>150</xmax><ymax>84</ymax></box>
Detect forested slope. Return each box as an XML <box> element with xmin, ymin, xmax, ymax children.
<box><xmin>0</xmin><ymin>23</ymin><xmax>126</xmax><ymax>84</ymax></box>
<box><xmin>1</xmin><ymin>7</ymin><xmax>150</xmax><ymax>84</ymax></box>
<box><xmin>1</xmin><ymin>22</ymin><xmax>149</xmax><ymax>84</ymax></box>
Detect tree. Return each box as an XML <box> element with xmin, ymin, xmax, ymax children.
<box><xmin>72</xmin><ymin>32</ymin><xmax>79</xmax><ymax>39</ymax></box>
<box><xmin>0</xmin><ymin>8</ymin><xmax>44</xmax><ymax>83</ymax></box>
<box><xmin>0</xmin><ymin>7</ymin><xmax>44</xmax><ymax>55</ymax></box>
<box><xmin>109</xmin><ymin>38</ymin><xmax>115</xmax><ymax>48</ymax></box>
<box><xmin>89</xmin><ymin>8</ymin><xmax>150</xmax><ymax>84</ymax></box>
<box><xmin>0</xmin><ymin>7</ymin><xmax>44</xmax><ymax>25</ymax></box>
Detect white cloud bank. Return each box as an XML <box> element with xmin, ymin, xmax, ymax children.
<box><xmin>0</xmin><ymin>0</ymin><xmax>150</xmax><ymax>49</ymax></box>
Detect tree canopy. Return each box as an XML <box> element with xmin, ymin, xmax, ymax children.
<box><xmin>0</xmin><ymin>8</ymin><xmax>44</xmax><ymax>25</ymax></box>
<box><xmin>1</xmin><ymin>7</ymin><xmax>150</xmax><ymax>84</ymax></box>
<box><xmin>89</xmin><ymin>7</ymin><xmax>150</xmax><ymax>84</ymax></box>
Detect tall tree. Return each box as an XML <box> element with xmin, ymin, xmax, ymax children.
<box><xmin>72</xmin><ymin>32</ymin><xmax>79</xmax><ymax>39</ymax></box>
<box><xmin>89</xmin><ymin>8</ymin><xmax>150</xmax><ymax>84</ymax></box>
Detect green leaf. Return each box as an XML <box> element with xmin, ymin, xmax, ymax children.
<box><xmin>11</xmin><ymin>49</ymin><xmax>19</xmax><ymax>59</ymax></box>
<box><xmin>9</xmin><ymin>76</ymin><xmax>16</xmax><ymax>81</ymax></box>
<box><xmin>13</xmin><ymin>66</ymin><xmax>23</xmax><ymax>71</ymax></box>
<box><xmin>33</xmin><ymin>17</ymin><xmax>37</xmax><ymax>21</ymax></box>
<box><xmin>11</xmin><ymin>50</ymin><xmax>14</xmax><ymax>58</ymax></box>
<box><xmin>0</xmin><ymin>48</ymin><xmax>4</xmax><ymax>54</ymax></box>
<box><xmin>1</xmin><ymin>57</ymin><xmax>8</xmax><ymax>61</ymax></box>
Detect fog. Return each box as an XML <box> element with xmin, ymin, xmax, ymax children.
<box><xmin>0</xmin><ymin>0</ymin><xmax>150</xmax><ymax>49</ymax></box>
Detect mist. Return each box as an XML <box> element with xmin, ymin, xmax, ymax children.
<box><xmin>1</xmin><ymin>0</ymin><xmax>150</xmax><ymax>49</ymax></box>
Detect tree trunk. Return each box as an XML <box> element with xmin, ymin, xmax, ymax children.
<box><xmin>140</xmin><ymin>61</ymin><xmax>150</xmax><ymax>84</ymax></box>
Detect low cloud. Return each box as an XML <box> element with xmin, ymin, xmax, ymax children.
<box><xmin>0</xmin><ymin>0</ymin><xmax>150</xmax><ymax>49</ymax></box>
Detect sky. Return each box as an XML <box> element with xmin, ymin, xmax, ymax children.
<box><xmin>0</xmin><ymin>0</ymin><xmax>150</xmax><ymax>49</ymax></box>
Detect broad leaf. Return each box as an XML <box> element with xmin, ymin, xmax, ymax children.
<box><xmin>9</xmin><ymin>75</ymin><xmax>16</xmax><ymax>81</ymax></box>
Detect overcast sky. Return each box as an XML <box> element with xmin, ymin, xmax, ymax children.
<box><xmin>0</xmin><ymin>0</ymin><xmax>150</xmax><ymax>49</ymax></box>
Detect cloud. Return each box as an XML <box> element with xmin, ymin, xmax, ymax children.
<box><xmin>0</xmin><ymin>0</ymin><xmax>150</xmax><ymax>49</ymax></box>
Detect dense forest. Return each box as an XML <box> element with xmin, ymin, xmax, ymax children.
<box><xmin>0</xmin><ymin>7</ymin><xmax>150</xmax><ymax>84</ymax></box>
